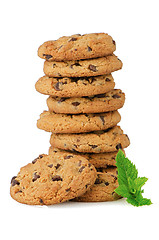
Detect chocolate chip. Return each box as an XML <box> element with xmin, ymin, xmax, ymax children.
<box><xmin>105</xmin><ymin>182</ymin><xmax>109</xmax><ymax>186</ymax></box>
<box><xmin>95</xmin><ymin>178</ymin><xmax>101</xmax><ymax>184</ymax></box>
<box><xmin>99</xmin><ymin>116</ymin><xmax>105</xmax><ymax>125</ymax></box>
<box><xmin>72</xmin><ymin>102</ymin><xmax>80</xmax><ymax>106</ymax></box>
<box><xmin>89</xmin><ymin>144</ymin><xmax>98</xmax><ymax>149</ymax></box>
<box><xmin>94</xmin><ymin>93</ymin><xmax>106</xmax><ymax>98</ymax></box>
<box><xmin>116</xmin><ymin>143</ymin><xmax>122</xmax><ymax>150</ymax></box>
<box><xmin>88</xmin><ymin>163</ymin><xmax>92</xmax><ymax>167</ymax></box>
<box><xmin>32</xmin><ymin>155</ymin><xmax>43</xmax><ymax>164</ymax></box>
<box><xmin>88</xmin><ymin>64</ymin><xmax>97</xmax><ymax>72</ymax></box>
<box><xmin>111</xmin><ymin>175</ymin><xmax>117</xmax><ymax>181</ymax></box>
<box><xmin>112</xmin><ymin>40</ymin><xmax>116</xmax><ymax>45</ymax></box>
<box><xmin>52</xmin><ymin>175</ymin><xmax>63</xmax><ymax>181</ymax></box>
<box><xmin>32</xmin><ymin>158</ymin><xmax>38</xmax><ymax>164</ymax></box>
<box><xmin>43</xmin><ymin>54</ymin><xmax>53</xmax><ymax>60</ymax></box>
<box><xmin>112</xmin><ymin>94</ymin><xmax>120</xmax><ymax>99</ymax></box>
<box><xmin>32</xmin><ymin>172</ymin><xmax>40</xmax><ymax>182</ymax></box>
<box><xmin>74</xmin><ymin>61</ymin><xmax>81</xmax><ymax>67</ymax></box>
<box><xmin>65</xmin><ymin>187</ymin><xmax>71</xmax><ymax>192</ymax></box>
<box><xmin>54</xmin><ymin>82</ymin><xmax>62</xmax><ymax>91</ymax></box>
<box><xmin>87</xmin><ymin>46</ymin><xmax>92</xmax><ymax>51</ymax></box>
<box><xmin>64</xmin><ymin>155</ymin><xmax>73</xmax><ymax>159</ymax></box>
<box><xmin>58</xmin><ymin>97</ymin><xmax>68</xmax><ymax>103</ymax></box>
<box><xmin>79</xmin><ymin>166</ymin><xmax>85</xmax><ymax>173</ymax></box>
<box><xmin>55</xmin><ymin>163</ymin><xmax>61</xmax><ymax>170</ymax></box>
<box><xmin>39</xmin><ymin>198</ymin><xmax>44</xmax><ymax>204</ymax></box>
<box><xmin>17</xmin><ymin>190</ymin><xmax>22</xmax><ymax>193</ymax></box>
<box><xmin>48</xmin><ymin>164</ymin><xmax>53</xmax><ymax>168</ymax></box>
<box><xmin>11</xmin><ymin>176</ymin><xmax>20</xmax><ymax>186</ymax></box>
<box><xmin>105</xmin><ymin>78</ymin><xmax>111</xmax><ymax>82</ymax></box>
<box><xmin>78</xmin><ymin>160</ymin><xmax>82</xmax><ymax>166</ymax></box>
<box><xmin>69</xmin><ymin>37</ymin><xmax>77</xmax><ymax>41</ymax></box>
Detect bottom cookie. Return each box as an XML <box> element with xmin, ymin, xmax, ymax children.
<box><xmin>49</xmin><ymin>146</ymin><xmax>125</xmax><ymax>168</ymax></box>
<box><xmin>73</xmin><ymin>167</ymin><xmax>121</xmax><ymax>202</ymax></box>
<box><xmin>10</xmin><ymin>152</ymin><xmax>97</xmax><ymax>205</ymax></box>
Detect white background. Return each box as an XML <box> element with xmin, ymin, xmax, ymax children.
<box><xmin>1</xmin><ymin>0</ymin><xmax>159</xmax><ymax>239</ymax></box>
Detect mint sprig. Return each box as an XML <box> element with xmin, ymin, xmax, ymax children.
<box><xmin>115</xmin><ymin>149</ymin><xmax>152</xmax><ymax>207</ymax></box>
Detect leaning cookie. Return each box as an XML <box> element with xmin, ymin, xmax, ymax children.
<box><xmin>73</xmin><ymin>167</ymin><xmax>121</xmax><ymax>202</ymax></box>
<box><xmin>50</xmin><ymin>126</ymin><xmax>130</xmax><ymax>153</ymax></box>
<box><xmin>47</xmin><ymin>89</ymin><xmax>125</xmax><ymax>114</ymax></box>
<box><xmin>38</xmin><ymin>33</ymin><xmax>116</xmax><ymax>61</ymax></box>
<box><xmin>37</xmin><ymin>110</ymin><xmax>121</xmax><ymax>133</ymax></box>
<box><xmin>49</xmin><ymin>147</ymin><xmax>125</xmax><ymax>168</ymax></box>
<box><xmin>43</xmin><ymin>55</ymin><xmax>122</xmax><ymax>78</ymax></box>
<box><xmin>35</xmin><ymin>74</ymin><xmax>115</xmax><ymax>97</ymax></box>
<box><xmin>10</xmin><ymin>152</ymin><xmax>96</xmax><ymax>205</ymax></box>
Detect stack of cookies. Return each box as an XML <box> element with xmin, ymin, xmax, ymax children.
<box><xmin>35</xmin><ymin>33</ymin><xmax>130</xmax><ymax>202</ymax></box>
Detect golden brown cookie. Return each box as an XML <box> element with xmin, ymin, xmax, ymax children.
<box><xmin>35</xmin><ymin>74</ymin><xmax>115</xmax><ymax>97</ymax></box>
<box><xmin>38</xmin><ymin>33</ymin><xmax>116</xmax><ymax>61</ymax></box>
<box><xmin>49</xmin><ymin>147</ymin><xmax>125</xmax><ymax>169</ymax></box>
<box><xmin>37</xmin><ymin>110</ymin><xmax>121</xmax><ymax>133</ymax></box>
<box><xmin>47</xmin><ymin>89</ymin><xmax>125</xmax><ymax>114</ymax></box>
<box><xmin>10</xmin><ymin>152</ymin><xmax>96</xmax><ymax>205</ymax></box>
<box><xmin>43</xmin><ymin>55</ymin><xmax>122</xmax><ymax>78</ymax></box>
<box><xmin>74</xmin><ymin>167</ymin><xmax>121</xmax><ymax>202</ymax></box>
<box><xmin>50</xmin><ymin>126</ymin><xmax>130</xmax><ymax>153</ymax></box>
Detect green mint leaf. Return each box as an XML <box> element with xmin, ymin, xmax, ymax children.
<box><xmin>114</xmin><ymin>149</ymin><xmax>152</xmax><ymax>207</ymax></box>
<box><xmin>134</xmin><ymin>177</ymin><xmax>148</xmax><ymax>191</ymax></box>
<box><xmin>115</xmin><ymin>150</ymin><xmax>138</xmax><ymax>188</ymax></box>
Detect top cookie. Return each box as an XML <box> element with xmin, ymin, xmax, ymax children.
<box><xmin>38</xmin><ymin>33</ymin><xmax>116</xmax><ymax>61</ymax></box>
<box><xmin>10</xmin><ymin>152</ymin><xmax>96</xmax><ymax>205</ymax></box>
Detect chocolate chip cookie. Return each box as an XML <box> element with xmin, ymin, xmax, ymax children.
<box><xmin>43</xmin><ymin>55</ymin><xmax>122</xmax><ymax>78</ymax></box>
<box><xmin>47</xmin><ymin>89</ymin><xmax>125</xmax><ymax>114</ymax></box>
<box><xmin>74</xmin><ymin>167</ymin><xmax>121</xmax><ymax>202</ymax></box>
<box><xmin>38</xmin><ymin>33</ymin><xmax>116</xmax><ymax>61</ymax></box>
<box><xmin>35</xmin><ymin>74</ymin><xmax>115</xmax><ymax>97</ymax></box>
<box><xmin>49</xmin><ymin>147</ymin><xmax>125</xmax><ymax>168</ymax></box>
<box><xmin>10</xmin><ymin>152</ymin><xmax>97</xmax><ymax>205</ymax></box>
<box><xmin>50</xmin><ymin>126</ymin><xmax>130</xmax><ymax>153</ymax></box>
<box><xmin>37</xmin><ymin>110</ymin><xmax>121</xmax><ymax>133</ymax></box>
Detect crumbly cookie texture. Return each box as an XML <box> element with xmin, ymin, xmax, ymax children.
<box><xmin>50</xmin><ymin>126</ymin><xmax>130</xmax><ymax>153</ymax></box>
<box><xmin>35</xmin><ymin>74</ymin><xmax>115</xmax><ymax>97</ymax></box>
<box><xmin>73</xmin><ymin>167</ymin><xmax>121</xmax><ymax>202</ymax></box>
<box><xmin>47</xmin><ymin>89</ymin><xmax>125</xmax><ymax>114</ymax></box>
<box><xmin>38</xmin><ymin>33</ymin><xmax>116</xmax><ymax>61</ymax></box>
<box><xmin>49</xmin><ymin>147</ymin><xmax>125</xmax><ymax>169</ymax></box>
<box><xmin>43</xmin><ymin>55</ymin><xmax>122</xmax><ymax>78</ymax></box>
<box><xmin>37</xmin><ymin>110</ymin><xmax>121</xmax><ymax>134</ymax></box>
<box><xmin>10</xmin><ymin>152</ymin><xmax>97</xmax><ymax>205</ymax></box>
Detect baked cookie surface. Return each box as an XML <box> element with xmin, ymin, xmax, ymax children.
<box><xmin>37</xmin><ymin>110</ymin><xmax>121</xmax><ymax>133</ymax></box>
<box><xmin>50</xmin><ymin>126</ymin><xmax>130</xmax><ymax>153</ymax></box>
<box><xmin>38</xmin><ymin>33</ymin><xmax>116</xmax><ymax>61</ymax></box>
<box><xmin>47</xmin><ymin>89</ymin><xmax>125</xmax><ymax>114</ymax></box>
<box><xmin>49</xmin><ymin>147</ymin><xmax>125</xmax><ymax>168</ymax></box>
<box><xmin>74</xmin><ymin>167</ymin><xmax>121</xmax><ymax>202</ymax></box>
<box><xmin>10</xmin><ymin>152</ymin><xmax>96</xmax><ymax>205</ymax></box>
<box><xmin>35</xmin><ymin>74</ymin><xmax>115</xmax><ymax>97</ymax></box>
<box><xmin>43</xmin><ymin>55</ymin><xmax>122</xmax><ymax>78</ymax></box>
